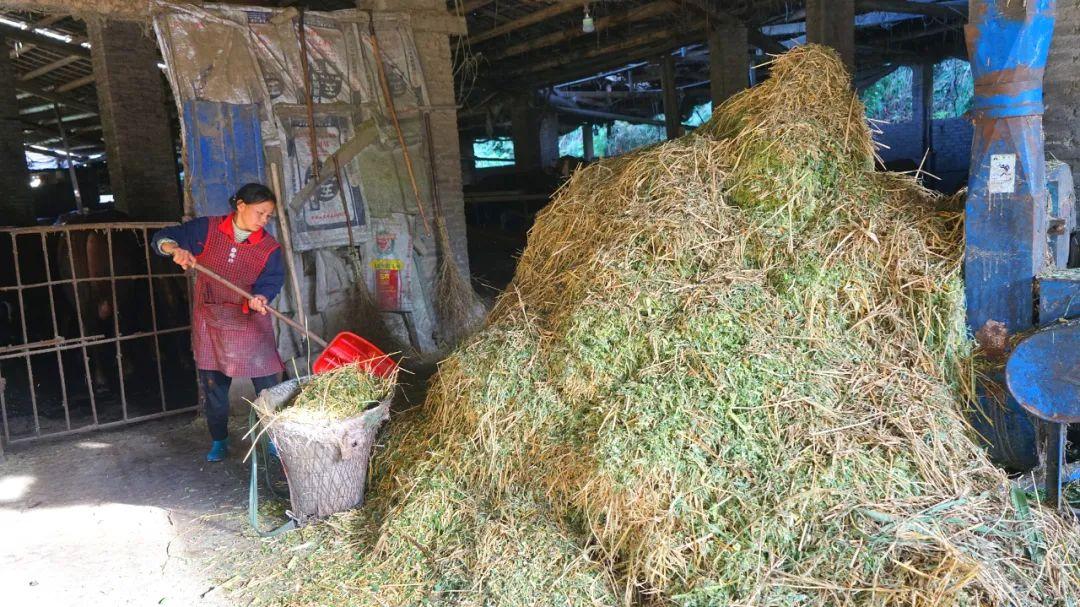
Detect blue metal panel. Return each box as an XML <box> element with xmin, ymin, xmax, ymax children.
<box><xmin>182</xmin><ymin>101</ymin><xmax>267</xmax><ymax>217</ymax></box>
<box><xmin>1046</xmin><ymin>161</ymin><xmax>1076</xmax><ymax>267</ymax></box>
<box><xmin>1039</xmin><ymin>269</ymin><xmax>1080</xmax><ymax>324</ymax></box>
<box><xmin>963</xmin><ymin>0</ymin><xmax>1057</xmax><ymax>471</ymax></box>
<box><xmin>965</xmin><ymin>1</ymin><xmax>1056</xmax><ymax>119</ymax></box>
<box><xmin>1006</xmin><ymin>321</ymin><xmax>1080</xmax><ymax>422</ymax></box>
<box><xmin>965</xmin><ymin>118</ymin><xmax>1047</xmax><ymax>333</ymax></box>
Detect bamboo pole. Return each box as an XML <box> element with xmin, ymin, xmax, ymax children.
<box><xmin>269</xmin><ymin>162</ymin><xmax>309</xmax><ymax>335</ymax></box>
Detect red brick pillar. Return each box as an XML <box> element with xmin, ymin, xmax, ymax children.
<box><xmin>0</xmin><ymin>33</ymin><xmax>34</xmax><ymax>226</ymax></box>
<box><xmin>88</xmin><ymin>20</ymin><xmax>180</xmax><ymax>221</ymax></box>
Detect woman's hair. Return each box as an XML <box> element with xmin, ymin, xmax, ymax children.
<box><xmin>229</xmin><ymin>183</ymin><xmax>276</xmax><ymax>209</ymax></box>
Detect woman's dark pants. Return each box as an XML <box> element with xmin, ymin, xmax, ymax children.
<box><xmin>197</xmin><ymin>369</ymin><xmax>280</xmax><ymax>441</ymax></box>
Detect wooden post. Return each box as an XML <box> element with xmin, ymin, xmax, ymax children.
<box><xmin>511</xmin><ymin>94</ymin><xmax>542</xmax><ymax>169</ymax></box>
<box><xmin>269</xmin><ymin>162</ymin><xmax>309</xmax><ymax>338</ymax></box>
<box><xmin>806</xmin><ymin>0</ymin><xmax>855</xmax><ymax>72</ymax></box>
<box><xmin>708</xmin><ymin>19</ymin><xmax>748</xmax><ymax>107</ymax></box>
<box><xmin>920</xmin><ymin>62</ymin><xmax>935</xmax><ymax>171</ymax></box>
<box><xmin>661</xmin><ymin>54</ymin><xmax>681</xmax><ymax>140</ymax></box>
<box><xmin>582</xmin><ymin>123</ymin><xmax>594</xmax><ymax>160</ymax></box>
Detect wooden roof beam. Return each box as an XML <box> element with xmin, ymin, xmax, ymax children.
<box><xmin>855</xmin><ymin>0</ymin><xmax>966</xmax><ymax>19</ymax></box>
<box><xmin>505</xmin><ymin>25</ymin><xmax>703</xmax><ymax>78</ymax></box>
<box><xmin>0</xmin><ymin>24</ymin><xmax>89</xmax><ymax>59</ymax></box>
<box><xmin>489</xmin><ymin>1</ymin><xmax>676</xmax><ymax>62</ymax></box>
<box><xmin>32</xmin><ymin>15</ymin><xmax>67</xmax><ymax>28</ymax></box>
<box><xmin>55</xmin><ymin>74</ymin><xmax>95</xmax><ymax>93</ymax></box>
<box><xmin>679</xmin><ymin>0</ymin><xmax>787</xmax><ymax>55</ymax></box>
<box><xmin>15</xmin><ymin>81</ymin><xmax>96</xmax><ymax>114</ymax></box>
<box><xmin>19</xmin><ymin>54</ymin><xmax>81</xmax><ymax>81</ymax></box>
<box><xmin>506</xmin><ymin>28</ymin><xmax>706</xmax><ymax>89</ymax></box>
<box><xmin>451</xmin><ymin>0</ymin><xmax>495</xmax><ymax>15</ymax></box>
<box><xmin>469</xmin><ymin>0</ymin><xmax>588</xmax><ymax>45</ymax></box>
<box><xmin>25</xmin><ymin>144</ymin><xmax>94</xmax><ymax>162</ymax></box>
<box><xmin>21</xmin><ymin>120</ymin><xmax>102</xmax><ymax>150</ymax></box>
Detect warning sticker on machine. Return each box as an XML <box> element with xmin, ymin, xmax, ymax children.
<box><xmin>989</xmin><ymin>154</ymin><xmax>1017</xmax><ymax>194</ymax></box>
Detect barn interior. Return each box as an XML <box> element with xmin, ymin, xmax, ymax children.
<box><xmin>2</xmin><ymin>1</ymin><xmax>1080</xmax><ymax>605</ymax></box>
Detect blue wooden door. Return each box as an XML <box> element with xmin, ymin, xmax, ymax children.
<box><xmin>183</xmin><ymin>101</ymin><xmax>266</xmax><ymax>217</ymax></box>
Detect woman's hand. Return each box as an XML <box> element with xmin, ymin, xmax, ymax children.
<box><xmin>248</xmin><ymin>295</ymin><xmax>269</xmax><ymax>315</ymax></box>
<box><xmin>161</xmin><ymin>242</ymin><xmax>196</xmax><ymax>270</ymax></box>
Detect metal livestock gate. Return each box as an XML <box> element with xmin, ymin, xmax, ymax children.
<box><xmin>0</xmin><ymin>223</ymin><xmax>198</xmax><ymax>452</ymax></box>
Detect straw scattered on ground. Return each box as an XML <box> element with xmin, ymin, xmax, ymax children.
<box><xmin>249</xmin><ymin>45</ymin><xmax>1080</xmax><ymax>607</ymax></box>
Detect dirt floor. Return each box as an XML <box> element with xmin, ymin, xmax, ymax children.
<box><xmin>1</xmin><ymin>364</ymin><xmax>435</xmax><ymax>607</ymax></box>
<box><xmin>0</xmin><ymin>382</ymin><xmax>286</xmax><ymax>607</ymax></box>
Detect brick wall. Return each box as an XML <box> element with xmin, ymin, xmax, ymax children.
<box><xmin>0</xmin><ymin>34</ymin><xmax>33</xmax><ymax>226</ymax></box>
<box><xmin>89</xmin><ymin>20</ymin><xmax>181</xmax><ymax>221</ymax></box>
<box><xmin>1045</xmin><ymin>1</ymin><xmax>1080</xmax><ymax>200</ymax></box>
<box><xmin>932</xmin><ymin>118</ymin><xmax>973</xmax><ymax>193</ymax></box>
<box><xmin>873</xmin><ymin>64</ymin><xmax>972</xmax><ymax>194</ymax></box>
<box><xmin>875</xmin><ymin>119</ymin><xmax>925</xmax><ymax>164</ymax></box>
<box><xmin>874</xmin><ymin>117</ymin><xmax>971</xmax><ymax>193</ymax></box>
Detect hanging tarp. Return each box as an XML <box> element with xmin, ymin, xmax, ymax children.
<box><xmin>153</xmin><ymin>1</ymin><xmax>431</xmax><ymax>249</ymax></box>
<box><xmin>152</xmin><ymin>1</ymin><xmax>441</xmax><ymax>355</ymax></box>
<box><xmin>276</xmin><ymin>105</ymin><xmax>367</xmax><ymax>251</ymax></box>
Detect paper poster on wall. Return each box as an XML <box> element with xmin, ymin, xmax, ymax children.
<box><xmin>366</xmin><ymin>215</ymin><xmax>413</xmax><ymax>312</ymax></box>
<box><xmin>281</xmin><ymin>110</ymin><xmax>368</xmax><ymax>251</ymax></box>
<box><xmin>241</xmin><ymin>8</ymin><xmax>364</xmax><ymax>106</ymax></box>
<box><xmin>989</xmin><ymin>153</ymin><xmax>1017</xmax><ymax>194</ymax></box>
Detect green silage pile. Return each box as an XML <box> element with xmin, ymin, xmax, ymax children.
<box><xmin>270</xmin><ymin>45</ymin><xmax>1080</xmax><ymax>606</ymax></box>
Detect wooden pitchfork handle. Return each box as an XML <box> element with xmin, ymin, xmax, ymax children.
<box><xmin>190</xmin><ymin>261</ymin><xmax>329</xmax><ymax>348</ymax></box>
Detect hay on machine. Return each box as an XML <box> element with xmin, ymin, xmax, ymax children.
<box><xmin>260</xmin><ymin>45</ymin><xmax>1080</xmax><ymax>606</ymax></box>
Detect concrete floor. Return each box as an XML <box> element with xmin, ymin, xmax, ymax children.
<box><xmin>0</xmin><ymin>390</ymin><xmax>268</xmax><ymax>607</ymax></box>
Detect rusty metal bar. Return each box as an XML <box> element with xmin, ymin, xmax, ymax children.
<box><xmin>4</xmin><ymin>405</ymin><xmax>198</xmax><ymax>444</ymax></box>
<box><xmin>0</xmin><ymin>334</ymin><xmax>106</xmax><ymax>356</ymax></box>
<box><xmin>142</xmin><ymin>227</ymin><xmax>169</xmax><ymax>413</ymax></box>
<box><xmin>40</xmin><ymin>232</ymin><xmax>70</xmax><ymax>431</ymax></box>
<box><xmin>0</xmin><ymin>327</ymin><xmax>189</xmax><ymax>362</ymax></box>
<box><xmin>0</xmin><ymin>273</ymin><xmax>186</xmax><ymax>293</ymax></box>
<box><xmin>0</xmin><ymin>224</ymin><xmax>198</xmax><ymax>444</ymax></box>
<box><xmin>63</xmin><ymin>230</ymin><xmax>98</xmax><ymax>425</ymax></box>
<box><xmin>0</xmin><ymin>370</ymin><xmax>9</xmax><ymax>443</ymax></box>
<box><xmin>0</xmin><ymin>222</ymin><xmax>176</xmax><ymax>235</ymax></box>
<box><xmin>1</xmin><ymin>231</ymin><xmax>11</xmax><ymax>443</ymax></box>
<box><xmin>106</xmin><ymin>230</ymin><xmax>128</xmax><ymax>421</ymax></box>
<box><xmin>10</xmin><ymin>234</ymin><xmax>41</xmax><ymax>436</ymax></box>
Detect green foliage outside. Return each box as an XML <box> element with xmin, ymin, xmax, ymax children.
<box><xmin>557</xmin><ymin>101</ymin><xmax>713</xmax><ymax>160</ymax></box>
<box><xmin>483</xmin><ymin>58</ymin><xmax>972</xmax><ymax>169</ymax></box>
<box><xmin>860</xmin><ymin>60</ymin><xmax>973</xmax><ymax>124</ymax></box>
<box><xmin>933</xmin><ymin>58</ymin><xmax>973</xmax><ymax>119</ymax></box>
<box><xmin>473</xmin><ymin>138</ymin><xmax>515</xmax><ymax>168</ymax></box>
<box><xmin>861</xmin><ymin>65</ymin><xmax>914</xmax><ymax>123</ymax></box>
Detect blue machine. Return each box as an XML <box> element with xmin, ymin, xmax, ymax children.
<box><xmin>964</xmin><ymin>0</ymin><xmax>1056</xmax><ymax>473</ymax></box>
<box><xmin>966</xmin><ymin>0</ymin><xmax>1080</xmax><ymax>506</ymax></box>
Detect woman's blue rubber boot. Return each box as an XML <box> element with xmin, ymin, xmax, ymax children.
<box><xmin>206</xmin><ymin>439</ymin><xmax>229</xmax><ymax>462</ymax></box>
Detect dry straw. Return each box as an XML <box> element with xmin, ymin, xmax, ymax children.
<box><xmin>257</xmin><ymin>45</ymin><xmax>1080</xmax><ymax>607</ymax></box>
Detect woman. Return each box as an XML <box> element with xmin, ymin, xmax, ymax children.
<box><xmin>153</xmin><ymin>183</ymin><xmax>285</xmax><ymax>462</ymax></box>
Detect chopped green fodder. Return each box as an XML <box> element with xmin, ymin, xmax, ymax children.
<box><xmin>254</xmin><ymin>46</ymin><xmax>1080</xmax><ymax>607</ymax></box>
<box><xmin>277</xmin><ymin>363</ymin><xmax>396</xmax><ymax>423</ymax></box>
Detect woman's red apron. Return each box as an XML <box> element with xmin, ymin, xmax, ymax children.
<box><xmin>192</xmin><ymin>215</ymin><xmax>284</xmax><ymax>378</ymax></box>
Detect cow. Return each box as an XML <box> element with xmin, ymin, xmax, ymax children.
<box><xmin>54</xmin><ymin>209</ymin><xmax>192</xmax><ymax>394</ymax></box>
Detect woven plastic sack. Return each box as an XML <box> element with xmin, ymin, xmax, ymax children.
<box><xmin>253</xmin><ymin>377</ymin><xmax>391</xmax><ymax>519</ymax></box>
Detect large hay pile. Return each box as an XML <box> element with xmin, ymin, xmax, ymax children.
<box><xmin>272</xmin><ymin>46</ymin><xmax>1080</xmax><ymax>606</ymax></box>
